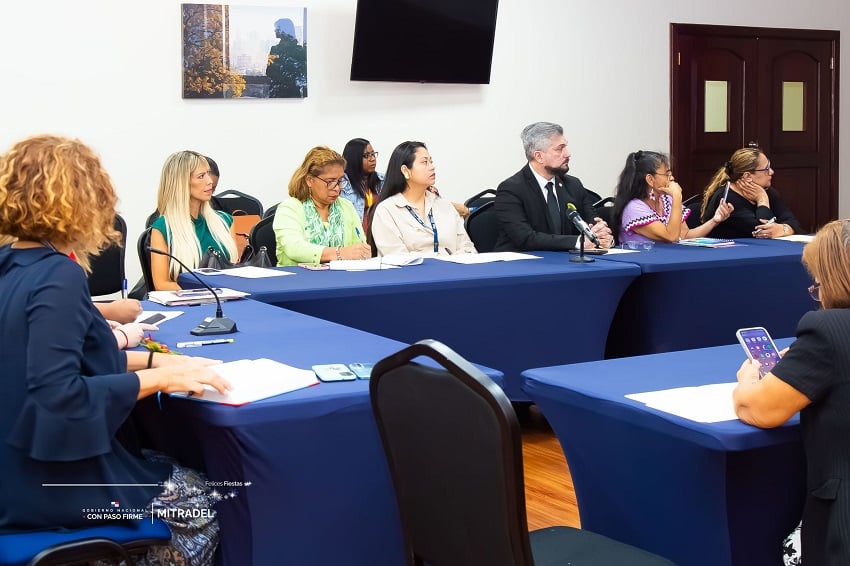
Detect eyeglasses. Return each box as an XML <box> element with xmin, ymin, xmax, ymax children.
<box><xmin>653</xmin><ymin>171</ymin><xmax>673</xmax><ymax>179</ymax></box>
<box><xmin>314</xmin><ymin>176</ymin><xmax>343</xmax><ymax>191</ymax></box>
<box><xmin>808</xmin><ymin>283</ymin><xmax>821</xmax><ymax>302</ymax></box>
<box><xmin>752</xmin><ymin>161</ymin><xmax>772</xmax><ymax>173</ymax></box>
<box><xmin>362</xmin><ymin>151</ymin><xmax>379</xmax><ymax>160</ymax></box>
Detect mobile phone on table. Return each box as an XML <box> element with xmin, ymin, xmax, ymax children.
<box><xmin>736</xmin><ymin>327</ymin><xmax>780</xmax><ymax>378</ymax></box>
<box><xmin>312</xmin><ymin>364</ymin><xmax>357</xmax><ymax>382</ymax></box>
<box><xmin>139</xmin><ymin>313</ymin><xmax>166</xmax><ymax>325</ymax></box>
<box><xmin>348</xmin><ymin>363</ymin><xmax>375</xmax><ymax>379</ymax></box>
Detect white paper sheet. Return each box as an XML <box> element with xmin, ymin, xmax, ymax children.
<box><xmin>777</xmin><ymin>234</ymin><xmax>814</xmax><ymax>243</ymax></box>
<box><xmin>175</xmin><ymin>358</ymin><xmax>319</xmax><ymax>406</ymax></box>
<box><xmin>432</xmin><ymin>252</ymin><xmax>541</xmax><ymax>264</ymax></box>
<box><xmin>220</xmin><ymin>266</ymin><xmax>295</xmax><ymax>278</ymax></box>
<box><xmin>625</xmin><ymin>382</ymin><xmax>739</xmax><ymax>423</ymax></box>
<box><xmin>147</xmin><ymin>287</ymin><xmax>250</xmax><ymax>306</ymax></box>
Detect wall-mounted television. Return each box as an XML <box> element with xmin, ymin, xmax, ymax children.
<box><xmin>350</xmin><ymin>0</ymin><xmax>499</xmax><ymax>84</ymax></box>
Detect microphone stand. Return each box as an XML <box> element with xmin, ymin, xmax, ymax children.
<box><xmin>147</xmin><ymin>247</ymin><xmax>237</xmax><ymax>335</ymax></box>
<box><xmin>570</xmin><ymin>232</ymin><xmax>595</xmax><ymax>263</ymax></box>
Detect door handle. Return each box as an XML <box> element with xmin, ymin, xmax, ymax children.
<box><xmin>747</xmin><ymin>140</ymin><xmax>759</xmax><ymax>148</ymax></box>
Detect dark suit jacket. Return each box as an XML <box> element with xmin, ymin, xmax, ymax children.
<box><xmin>493</xmin><ymin>164</ymin><xmax>598</xmax><ymax>252</ymax></box>
<box><xmin>772</xmin><ymin>309</ymin><xmax>850</xmax><ymax>565</ymax></box>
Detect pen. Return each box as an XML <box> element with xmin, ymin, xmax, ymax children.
<box><xmin>355</xmin><ymin>226</ymin><xmax>365</xmax><ymax>243</ymax></box>
<box><xmin>444</xmin><ymin>247</ymin><xmax>453</xmax><ymax>255</ymax></box>
<box><xmin>176</xmin><ymin>338</ymin><xmax>235</xmax><ymax>348</ymax></box>
<box><xmin>122</xmin><ymin>278</ymin><xmax>128</xmax><ymax>299</ymax></box>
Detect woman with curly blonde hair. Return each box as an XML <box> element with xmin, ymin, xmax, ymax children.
<box><xmin>0</xmin><ymin>135</ymin><xmax>229</xmax><ymax>565</ymax></box>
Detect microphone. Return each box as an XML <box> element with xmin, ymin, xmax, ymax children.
<box><xmin>566</xmin><ymin>203</ymin><xmax>601</xmax><ymax>247</ymax></box>
<box><xmin>147</xmin><ymin>246</ymin><xmax>237</xmax><ymax>336</ymax></box>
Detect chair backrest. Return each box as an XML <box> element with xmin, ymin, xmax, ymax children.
<box><xmin>465</xmin><ymin>201</ymin><xmax>500</xmax><ymax>253</ymax></box>
<box><xmin>145</xmin><ymin>210</ymin><xmax>160</xmax><ymax>228</ymax></box>
<box><xmin>0</xmin><ymin>519</ymin><xmax>170</xmax><ymax>566</ymax></box>
<box><xmin>683</xmin><ymin>194</ymin><xmax>703</xmax><ymax>229</ymax></box>
<box><xmin>263</xmin><ymin>202</ymin><xmax>280</xmax><ymax>219</ymax></box>
<box><xmin>136</xmin><ymin>228</ymin><xmax>155</xmax><ymax>293</ymax></box>
<box><xmin>87</xmin><ymin>214</ymin><xmax>127</xmax><ymax>296</ymax></box>
<box><xmin>249</xmin><ymin>216</ymin><xmax>278</xmax><ymax>267</ymax></box>
<box><xmin>592</xmin><ymin>196</ymin><xmax>615</xmax><ymax>228</ymax></box>
<box><xmin>213</xmin><ymin>189</ymin><xmax>264</xmax><ymax>217</ymax></box>
<box><xmin>465</xmin><ymin>188</ymin><xmax>497</xmax><ymax>211</ymax></box>
<box><xmin>370</xmin><ymin>340</ymin><xmax>534</xmax><ymax>566</ymax></box>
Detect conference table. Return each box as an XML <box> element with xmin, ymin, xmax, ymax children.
<box><xmin>522</xmin><ymin>339</ymin><xmax>805</xmax><ymax>566</ymax></box>
<box><xmin>598</xmin><ymin>238</ymin><xmax>814</xmax><ymax>358</ymax></box>
<box><xmin>179</xmin><ymin>252</ymin><xmax>641</xmax><ymax>401</ymax></box>
<box><xmin>131</xmin><ymin>299</ymin><xmax>502</xmax><ymax>566</ymax></box>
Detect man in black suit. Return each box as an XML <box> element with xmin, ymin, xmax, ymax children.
<box><xmin>493</xmin><ymin>122</ymin><xmax>613</xmax><ymax>252</ymax></box>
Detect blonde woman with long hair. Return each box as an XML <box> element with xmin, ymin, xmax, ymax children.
<box><xmin>150</xmin><ymin>150</ymin><xmax>237</xmax><ymax>290</ymax></box>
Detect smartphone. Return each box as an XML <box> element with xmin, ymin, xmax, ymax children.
<box><xmin>312</xmin><ymin>363</ymin><xmax>357</xmax><ymax>382</ymax></box>
<box><xmin>348</xmin><ymin>363</ymin><xmax>375</xmax><ymax>379</ymax></box>
<box><xmin>139</xmin><ymin>313</ymin><xmax>166</xmax><ymax>325</ymax></box>
<box><xmin>195</xmin><ymin>267</ymin><xmax>221</xmax><ymax>274</ymax></box>
<box><xmin>722</xmin><ymin>181</ymin><xmax>731</xmax><ymax>202</ymax></box>
<box><xmin>298</xmin><ymin>263</ymin><xmax>330</xmax><ymax>271</ymax></box>
<box><xmin>736</xmin><ymin>327</ymin><xmax>781</xmax><ymax>377</ymax></box>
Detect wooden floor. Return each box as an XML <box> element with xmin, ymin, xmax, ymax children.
<box><xmin>521</xmin><ymin>404</ymin><xmax>581</xmax><ymax>530</ymax></box>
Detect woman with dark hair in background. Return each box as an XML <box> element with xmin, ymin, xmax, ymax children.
<box><xmin>339</xmin><ymin>138</ymin><xmax>384</xmax><ymax>229</ymax></box>
<box><xmin>370</xmin><ymin>141</ymin><xmax>476</xmax><ymax>256</ymax></box>
<box><xmin>701</xmin><ymin>147</ymin><xmax>803</xmax><ymax>239</ymax></box>
<box><xmin>612</xmin><ymin>150</ymin><xmax>732</xmax><ymax>245</ymax></box>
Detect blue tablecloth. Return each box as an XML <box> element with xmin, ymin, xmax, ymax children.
<box><xmin>522</xmin><ymin>339</ymin><xmax>805</xmax><ymax>566</ymax></box>
<box><xmin>598</xmin><ymin>239</ymin><xmax>814</xmax><ymax>358</ymax></box>
<box><xmin>180</xmin><ymin>252</ymin><xmax>640</xmax><ymax>401</ymax></box>
<box><xmin>132</xmin><ymin>299</ymin><xmax>502</xmax><ymax>566</ymax></box>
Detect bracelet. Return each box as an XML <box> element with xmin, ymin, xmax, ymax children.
<box><xmin>147</xmin><ymin>350</ymin><xmax>155</xmax><ymax>369</ymax></box>
<box><xmin>335</xmin><ymin>246</ymin><xmax>342</xmax><ymax>260</ymax></box>
<box><xmin>116</xmin><ymin>328</ymin><xmax>129</xmax><ymax>349</ymax></box>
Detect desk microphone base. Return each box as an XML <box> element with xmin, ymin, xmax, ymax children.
<box><xmin>191</xmin><ymin>317</ymin><xmax>237</xmax><ymax>336</ymax></box>
<box><xmin>569</xmin><ymin>254</ymin><xmax>595</xmax><ymax>263</ymax></box>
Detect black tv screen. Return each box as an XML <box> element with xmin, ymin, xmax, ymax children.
<box><xmin>350</xmin><ymin>0</ymin><xmax>499</xmax><ymax>84</ymax></box>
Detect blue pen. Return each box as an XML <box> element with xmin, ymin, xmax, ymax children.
<box><xmin>122</xmin><ymin>278</ymin><xmax>127</xmax><ymax>299</ymax></box>
<box><xmin>355</xmin><ymin>227</ymin><xmax>365</xmax><ymax>243</ymax></box>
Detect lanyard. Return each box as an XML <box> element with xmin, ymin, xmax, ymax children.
<box><xmin>405</xmin><ymin>206</ymin><xmax>439</xmax><ymax>252</ymax></box>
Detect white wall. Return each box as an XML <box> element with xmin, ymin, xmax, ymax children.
<box><xmin>1</xmin><ymin>0</ymin><xmax>847</xmax><ymax>285</ymax></box>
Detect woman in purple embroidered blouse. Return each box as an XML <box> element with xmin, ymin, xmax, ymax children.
<box><xmin>612</xmin><ymin>150</ymin><xmax>733</xmax><ymax>246</ymax></box>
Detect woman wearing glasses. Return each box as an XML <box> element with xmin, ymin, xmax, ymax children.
<box><xmin>339</xmin><ymin>138</ymin><xmax>384</xmax><ymax>229</ymax></box>
<box><xmin>370</xmin><ymin>141</ymin><xmax>476</xmax><ymax>256</ymax></box>
<box><xmin>701</xmin><ymin>148</ymin><xmax>803</xmax><ymax>239</ymax></box>
<box><xmin>612</xmin><ymin>150</ymin><xmax>733</xmax><ymax>246</ymax></box>
<box><xmin>734</xmin><ymin>219</ymin><xmax>850</xmax><ymax>565</ymax></box>
<box><xmin>273</xmin><ymin>146</ymin><xmax>371</xmax><ymax>265</ymax></box>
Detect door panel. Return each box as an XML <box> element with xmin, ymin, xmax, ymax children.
<box><xmin>671</xmin><ymin>24</ymin><xmax>838</xmax><ymax>233</ymax></box>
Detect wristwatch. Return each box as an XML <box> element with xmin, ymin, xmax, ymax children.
<box><xmin>783</xmin><ymin>224</ymin><xmax>790</xmax><ymax>234</ymax></box>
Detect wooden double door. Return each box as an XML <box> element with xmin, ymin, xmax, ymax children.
<box><xmin>671</xmin><ymin>24</ymin><xmax>839</xmax><ymax>233</ymax></box>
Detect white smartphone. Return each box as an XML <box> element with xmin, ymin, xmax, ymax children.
<box><xmin>312</xmin><ymin>363</ymin><xmax>357</xmax><ymax>382</ymax></box>
<box><xmin>736</xmin><ymin>327</ymin><xmax>780</xmax><ymax>377</ymax></box>
<box><xmin>348</xmin><ymin>363</ymin><xmax>375</xmax><ymax>379</ymax></box>
<box><xmin>722</xmin><ymin>181</ymin><xmax>731</xmax><ymax>202</ymax></box>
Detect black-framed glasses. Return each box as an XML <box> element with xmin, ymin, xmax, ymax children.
<box><xmin>314</xmin><ymin>176</ymin><xmax>343</xmax><ymax>191</ymax></box>
<box><xmin>808</xmin><ymin>283</ymin><xmax>821</xmax><ymax>302</ymax></box>
<box><xmin>362</xmin><ymin>151</ymin><xmax>379</xmax><ymax>160</ymax></box>
<box><xmin>653</xmin><ymin>171</ymin><xmax>673</xmax><ymax>179</ymax></box>
<box><xmin>752</xmin><ymin>161</ymin><xmax>772</xmax><ymax>173</ymax></box>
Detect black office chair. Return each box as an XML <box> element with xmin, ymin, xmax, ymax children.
<box><xmin>263</xmin><ymin>202</ymin><xmax>280</xmax><ymax>219</ymax></box>
<box><xmin>683</xmin><ymin>194</ymin><xmax>703</xmax><ymax>229</ymax></box>
<box><xmin>213</xmin><ymin>189</ymin><xmax>263</xmax><ymax>217</ymax></box>
<box><xmin>145</xmin><ymin>210</ymin><xmax>160</xmax><ymax>229</ymax></box>
<box><xmin>87</xmin><ymin>214</ymin><xmax>127</xmax><ymax>297</ymax></box>
<box><xmin>591</xmin><ymin>196</ymin><xmax>615</xmax><ymax>227</ymax></box>
<box><xmin>465</xmin><ymin>188</ymin><xmax>497</xmax><ymax>212</ymax></box>
<box><xmin>370</xmin><ymin>340</ymin><xmax>675</xmax><ymax>566</ymax></box>
<box><xmin>249</xmin><ymin>216</ymin><xmax>278</xmax><ymax>267</ymax></box>
<box><xmin>465</xmin><ymin>201</ymin><xmax>499</xmax><ymax>253</ymax></box>
<box><xmin>136</xmin><ymin>228</ymin><xmax>155</xmax><ymax>295</ymax></box>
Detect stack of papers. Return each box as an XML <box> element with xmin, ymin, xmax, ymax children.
<box><xmin>147</xmin><ymin>287</ymin><xmax>250</xmax><ymax>306</ymax></box>
<box><xmin>329</xmin><ymin>253</ymin><xmax>424</xmax><ymax>271</ymax></box>
<box><xmin>677</xmin><ymin>237</ymin><xmax>736</xmax><ymax>248</ymax></box>
<box><xmin>175</xmin><ymin>358</ymin><xmax>319</xmax><ymax>405</ymax></box>
<box><xmin>433</xmin><ymin>252</ymin><xmax>540</xmax><ymax>264</ymax></box>
<box><xmin>777</xmin><ymin>234</ymin><xmax>814</xmax><ymax>243</ymax></box>
<box><xmin>625</xmin><ymin>382</ymin><xmax>739</xmax><ymax>423</ymax></box>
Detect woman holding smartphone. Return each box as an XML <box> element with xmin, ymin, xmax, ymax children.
<box><xmin>701</xmin><ymin>148</ymin><xmax>803</xmax><ymax>239</ymax></box>
<box><xmin>733</xmin><ymin>219</ymin><xmax>850</xmax><ymax>564</ymax></box>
